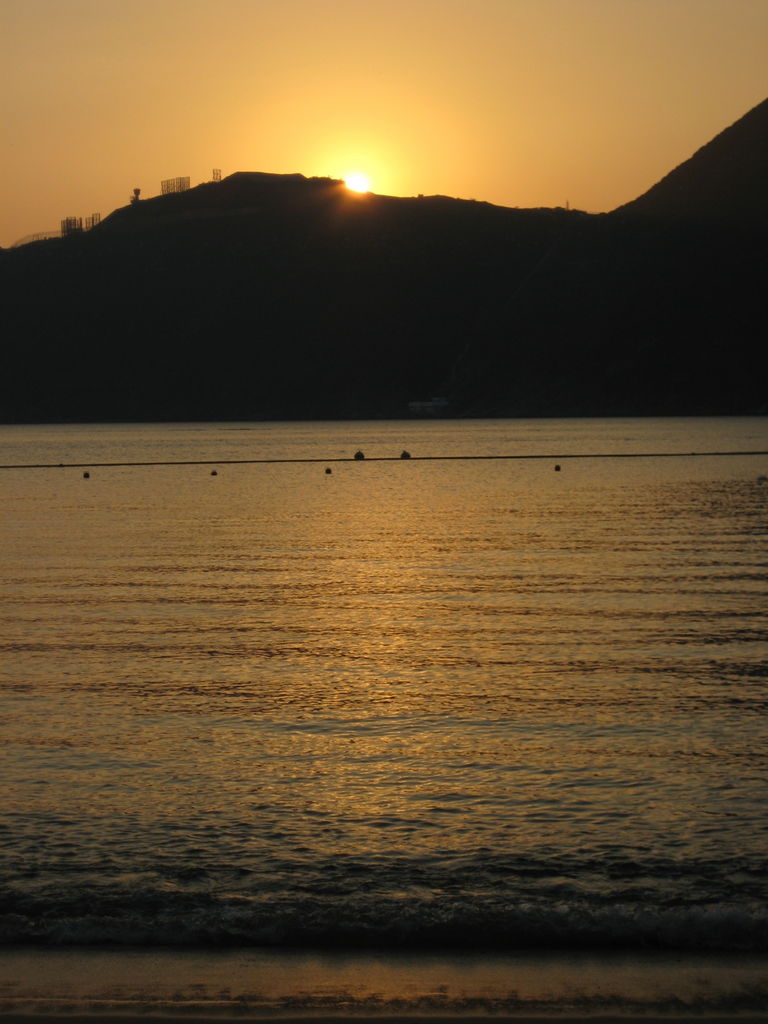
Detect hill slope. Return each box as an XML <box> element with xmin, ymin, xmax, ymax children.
<box><xmin>614</xmin><ymin>98</ymin><xmax>768</xmax><ymax>225</ymax></box>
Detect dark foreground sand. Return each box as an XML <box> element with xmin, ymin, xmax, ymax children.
<box><xmin>4</xmin><ymin>1011</ymin><xmax>768</xmax><ymax>1019</ymax></box>
<box><xmin>1</xmin><ymin>948</ymin><xmax>766</xmax><ymax>1021</ymax></box>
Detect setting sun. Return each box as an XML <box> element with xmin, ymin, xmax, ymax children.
<box><xmin>344</xmin><ymin>172</ymin><xmax>371</xmax><ymax>193</ymax></box>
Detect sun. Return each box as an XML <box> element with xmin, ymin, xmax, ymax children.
<box><xmin>344</xmin><ymin>172</ymin><xmax>371</xmax><ymax>193</ymax></box>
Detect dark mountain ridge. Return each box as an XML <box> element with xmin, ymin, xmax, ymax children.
<box><xmin>615</xmin><ymin>97</ymin><xmax>768</xmax><ymax>225</ymax></box>
<box><xmin>2</xmin><ymin>101</ymin><xmax>766</xmax><ymax>422</ymax></box>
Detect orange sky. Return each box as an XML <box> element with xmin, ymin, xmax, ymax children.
<box><xmin>2</xmin><ymin>0</ymin><xmax>766</xmax><ymax>247</ymax></box>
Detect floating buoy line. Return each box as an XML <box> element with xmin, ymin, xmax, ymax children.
<box><xmin>1</xmin><ymin>450</ymin><xmax>767</xmax><ymax>471</ymax></box>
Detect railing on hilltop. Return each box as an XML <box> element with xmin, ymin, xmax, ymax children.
<box><xmin>10</xmin><ymin>230</ymin><xmax>61</xmax><ymax>248</ymax></box>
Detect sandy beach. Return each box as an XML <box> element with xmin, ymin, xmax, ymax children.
<box><xmin>1</xmin><ymin>948</ymin><xmax>767</xmax><ymax>1021</ymax></box>
<box><xmin>2</xmin><ymin>1017</ymin><xmax>768</xmax><ymax>1024</ymax></box>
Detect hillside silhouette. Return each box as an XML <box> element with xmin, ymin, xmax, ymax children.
<box><xmin>615</xmin><ymin>97</ymin><xmax>768</xmax><ymax>225</ymax></box>
<box><xmin>1</xmin><ymin>101</ymin><xmax>766</xmax><ymax>423</ymax></box>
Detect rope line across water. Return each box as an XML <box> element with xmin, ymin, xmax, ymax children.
<box><xmin>1</xmin><ymin>450</ymin><xmax>767</xmax><ymax>470</ymax></box>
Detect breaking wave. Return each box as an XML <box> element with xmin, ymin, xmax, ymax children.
<box><xmin>2</xmin><ymin>887</ymin><xmax>766</xmax><ymax>952</ymax></box>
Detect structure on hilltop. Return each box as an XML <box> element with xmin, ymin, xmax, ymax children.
<box><xmin>161</xmin><ymin>176</ymin><xmax>190</xmax><ymax>195</ymax></box>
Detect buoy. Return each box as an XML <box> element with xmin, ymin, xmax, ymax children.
<box><xmin>400</xmin><ymin>450</ymin><xmax>411</xmax><ymax>459</ymax></box>
<box><xmin>354</xmin><ymin>450</ymin><xmax>365</xmax><ymax>460</ymax></box>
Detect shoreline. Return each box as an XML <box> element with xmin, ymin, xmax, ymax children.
<box><xmin>1</xmin><ymin>948</ymin><xmax>766</xmax><ymax>1021</ymax></box>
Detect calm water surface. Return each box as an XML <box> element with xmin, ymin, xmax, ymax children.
<box><xmin>1</xmin><ymin>417</ymin><xmax>767</xmax><ymax>1013</ymax></box>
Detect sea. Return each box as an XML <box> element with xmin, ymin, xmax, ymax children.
<box><xmin>1</xmin><ymin>416</ymin><xmax>767</xmax><ymax>1019</ymax></box>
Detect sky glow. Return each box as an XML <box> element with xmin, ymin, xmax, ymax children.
<box><xmin>1</xmin><ymin>0</ymin><xmax>766</xmax><ymax>247</ymax></box>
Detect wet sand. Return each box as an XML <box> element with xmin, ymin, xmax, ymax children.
<box><xmin>1</xmin><ymin>948</ymin><xmax>766</xmax><ymax>1021</ymax></box>
<box><xmin>2</xmin><ymin>1017</ymin><xmax>768</xmax><ymax>1024</ymax></box>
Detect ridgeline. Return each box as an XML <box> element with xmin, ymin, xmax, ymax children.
<box><xmin>2</xmin><ymin>100</ymin><xmax>766</xmax><ymax>423</ymax></box>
